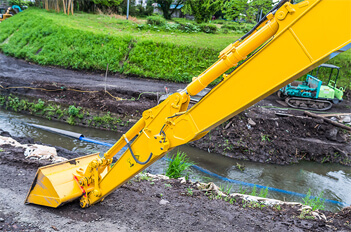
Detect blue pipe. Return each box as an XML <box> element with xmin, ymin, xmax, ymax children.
<box><xmin>79</xmin><ymin>137</ymin><xmax>346</xmax><ymax>207</ymax></box>
<box><xmin>79</xmin><ymin>136</ymin><xmax>117</xmax><ymax>148</ymax></box>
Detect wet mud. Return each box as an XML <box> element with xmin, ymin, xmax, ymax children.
<box><xmin>0</xmin><ymin>130</ymin><xmax>350</xmax><ymax>231</ymax></box>
<box><xmin>192</xmin><ymin>107</ymin><xmax>351</xmax><ymax>166</ymax></box>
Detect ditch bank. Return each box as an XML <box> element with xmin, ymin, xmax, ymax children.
<box><xmin>0</xmin><ymin>129</ymin><xmax>350</xmax><ymax>231</ymax></box>
<box><xmin>1</xmin><ymin>75</ymin><xmax>351</xmax><ymax>167</ymax></box>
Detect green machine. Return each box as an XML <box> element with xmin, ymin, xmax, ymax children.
<box><xmin>278</xmin><ymin>64</ymin><xmax>344</xmax><ymax>111</ymax></box>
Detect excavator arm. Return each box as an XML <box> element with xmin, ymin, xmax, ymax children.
<box><xmin>25</xmin><ymin>0</ymin><xmax>351</xmax><ymax>208</ymax></box>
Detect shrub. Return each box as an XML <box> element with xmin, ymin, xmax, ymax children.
<box><xmin>165</xmin><ymin>151</ymin><xmax>193</xmax><ymax>179</ymax></box>
<box><xmin>214</xmin><ymin>20</ymin><xmax>224</xmax><ymax>24</ymax></box>
<box><xmin>146</xmin><ymin>15</ymin><xmax>166</xmax><ymax>26</ymax></box>
<box><xmin>33</xmin><ymin>99</ymin><xmax>45</xmax><ymax>112</ymax></box>
<box><xmin>199</xmin><ymin>23</ymin><xmax>217</xmax><ymax>34</ymax></box>
<box><xmin>176</xmin><ymin>23</ymin><xmax>201</xmax><ymax>33</ymax></box>
<box><xmin>68</xmin><ymin>105</ymin><xmax>81</xmax><ymax>117</ymax></box>
<box><xmin>221</xmin><ymin>22</ymin><xmax>253</xmax><ymax>33</ymax></box>
<box><xmin>221</xmin><ymin>23</ymin><xmax>241</xmax><ymax>31</ymax></box>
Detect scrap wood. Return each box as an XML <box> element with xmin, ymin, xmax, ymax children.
<box><xmin>275</xmin><ymin>112</ymin><xmax>307</xmax><ymax>119</ymax></box>
<box><xmin>304</xmin><ymin>111</ymin><xmax>351</xmax><ymax>131</ymax></box>
<box><xmin>318</xmin><ymin>113</ymin><xmax>351</xmax><ymax>117</ymax></box>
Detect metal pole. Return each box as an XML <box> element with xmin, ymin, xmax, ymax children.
<box><xmin>126</xmin><ymin>0</ymin><xmax>130</xmax><ymax>20</ymax></box>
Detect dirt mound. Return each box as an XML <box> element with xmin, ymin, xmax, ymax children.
<box><xmin>191</xmin><ymin>107</ymin><xmax>351</xmax><ymax>165</ymax></box>
<box><xmin>0</xmin><ymin>129</ymin><xmax>82</xmax><ymax>167</ymax></box>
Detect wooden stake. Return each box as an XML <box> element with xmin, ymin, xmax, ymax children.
<box><xmin>105</xmin><ymin>64</ymin><xmax>109</xmax><ymax>93</ymax></box>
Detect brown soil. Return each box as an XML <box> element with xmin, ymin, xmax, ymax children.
<box><xmin>0</xmin><ymin>131</ymin><xmax>350</xmax><ymax>231</ymax></box>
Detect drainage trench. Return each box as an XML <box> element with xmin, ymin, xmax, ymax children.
<box><xmin>0</xmin><ymin>109</ymin><xmax>350</xmax><ymax>212</ymax></box>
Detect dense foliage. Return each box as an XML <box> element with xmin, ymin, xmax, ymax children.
<box><xmin>222</xmin><ymin>0</ymin><xmax>273</xmax><ymax>22</ymax></box>
<box><xmin>8</xmin><ymin>0</ymin><xmax>34</xmax><ymax>6</ymax></box>
<box><xmin>182</xmin><ymin>0</ymin><xmax>222</xmax><ymax>23</ymax></box>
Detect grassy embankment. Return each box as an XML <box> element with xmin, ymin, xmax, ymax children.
<box><xmin>0</xmin><ymin>8</ymin><xmax>234</xmax><ymax>83</ymax></box>
<box><xmin>0</xmin><ymin>8</ymin><xmax>349</xmax><ymax>88</ymax></box>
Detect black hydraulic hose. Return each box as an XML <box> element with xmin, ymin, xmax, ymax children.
<box><xmin>222</xmin><ymin>0</ymin><xmax>289</xmax><ymax>76</ymax></box>
<box><xmin>124</xmin><ymin>137</ymin><xmax>153</xmax><ymax>165</ymax></box>
<box><xmin>239</xmin><ymin>0</ymin><xmax>289</xmax><ymax>41</ymax></box>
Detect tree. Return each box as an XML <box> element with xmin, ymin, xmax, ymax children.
<box><xmin>222</xmin><ymin>0</ymin><xmax>273</xmax><ymax>23</ymax></box>
<box><xmin>182</xmin><ymin>0</ymin><xmax>222</xmax><ymax>24</ymax></box>
<box><xmin>155</xmin><ymin>0</ymin><xmax>184</xmax><ymax>20</ymax></box>
<box><xmin>92</xmin><ymin>0</ymin><xmax>124</xmax><ymax>8</ymax></box>
<box><xmin>246</xmin><ymin>0</ymin><xmax>273</xmax><ymax>22</ymax></box>
<box><xmin>222</xmin><ymin>0</ymin><xmax>247</xmax><ymax>21</ymax></box>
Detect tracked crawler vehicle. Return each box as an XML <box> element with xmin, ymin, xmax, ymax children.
<box><xmin>278</xmin><ymin>64</ymin><xmax>344</xmax><ymax>111</ymax></box>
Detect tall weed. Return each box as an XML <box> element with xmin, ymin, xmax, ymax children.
<box><xmin>165</xmin><ymin>151</ymin><xmax>193</xmax><ymax>179</ymax></box>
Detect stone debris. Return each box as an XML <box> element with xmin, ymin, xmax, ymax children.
<box><xmin>248</xmin><ymin>118</ymin><xmax>256</xmax><ymax>126</ymax></box>
<box><xmin>196</xmin><ymin>182</ymin><xmax>226</xmax><ymax>197</ymax></box>
<box><xmin>195</xmin><ymin>181</ymin><xmax>326</xmax><ymax>217</ymax></box>
<box><xmin>143</xmin><ymin>173</ymin><xmax>169</xmax><ymax>180</ymax></box>
<box><xmin>0</xmin><ymin>136</ymin><xmax>67</xmax><ymax>163</ymax></box>
<box><xmin>159</xmin><ymin>199</ymin><xmax>169</xmax><ymax>205</ymax></box>
<box><xmin>339</xmin><ymin>115</ymin><xmax>351</xmax><ymax>123</ymax></box>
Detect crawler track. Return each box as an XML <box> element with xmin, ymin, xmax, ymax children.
<box><xmin>285</xmin><ymin>97</ymin><xmax>333</xmax><ymax>111</ymax></box>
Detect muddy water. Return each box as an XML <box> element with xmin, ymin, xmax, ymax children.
<box><xmin>0</xmin><ymin>109</ymin><xmax>350</xmax><ymax>212</ymax></box>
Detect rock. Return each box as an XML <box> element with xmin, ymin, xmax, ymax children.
<box><xmin>326</xmin><ymin>128</ymin><xmax>338</xmax><ymax>141</ymax></box>
<box><xmin>248</xmin><ymin>118</ymin><xmax>256</xmax><ymax>126</ymax></box>
<box><xmin>341</xmin><ymin>116</ymin><xmax>351</xmax><ymax>123</ymax></box>
<box><xmin>330</xmin><ymin>117</ymin><xmax>338</xmax><ymax>121</ymax></box>
<box><xmin>159</xmin><ymin>199</ymin><xmax>169</xmax><ymax>205</ymax></box>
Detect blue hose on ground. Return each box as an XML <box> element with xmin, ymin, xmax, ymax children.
<box><xmin>79</xmin><ymin>136</ymin><xmax>118</xmax><ymax>148</ymax></box>
<box><xmin>79</xmin><ymin>136</ymin><xmax>346</xmax><ymax>207</ymax></box>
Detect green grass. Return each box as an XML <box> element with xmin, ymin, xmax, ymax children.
<box><xmin>0</xmin><ymin>8</ymin><xmax>241</xmax><ymax>83</ymax></box>
<box><xmin>0</xmin><ymin>8</ymin><xmax>349</xmax><ymax>87</ymax></box>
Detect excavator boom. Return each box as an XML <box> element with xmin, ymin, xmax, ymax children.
<box><xmin>26</xmin><ymin>0</ymin><xmax>351</xmax><ymax>208</ymax></box>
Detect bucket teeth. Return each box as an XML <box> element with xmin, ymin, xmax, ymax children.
<box><xmin>25</xmin><ymin>153</ymin><xmax>100</xmax><ymax>208</ymax></box>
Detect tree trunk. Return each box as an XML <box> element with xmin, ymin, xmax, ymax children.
<box><xmin>62</xmin><ymin>0</ymin><xmax>66</xmax><ymax>14</ymax></box>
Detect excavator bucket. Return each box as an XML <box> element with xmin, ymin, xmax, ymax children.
<box><xmin>25</xmin><ymin>153</ymin><xmax>100</xmax><ymax>208</ymax></box>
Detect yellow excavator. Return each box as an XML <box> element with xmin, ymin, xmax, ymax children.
<box><xmin>25</xmin><ymin>0</ymin><xmax>351</xmax><ymax>208</ymax></box>
<box><xmin>0</xmin><ymin>7</ymin><xmax>16</xmax><ymax>22</ymax></box>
